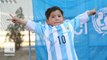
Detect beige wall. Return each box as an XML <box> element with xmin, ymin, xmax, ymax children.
<box><xmin>0</xmin><ymin>0</ymin><xmax>35</xmax><ymax>50</ymax></box>
<box><xmin>0</xmin><ymin>0</ymin><xmax>33</xmax><ymax>30</ymax></box>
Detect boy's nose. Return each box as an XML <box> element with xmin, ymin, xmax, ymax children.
<box><xmin>56</xmin><ymin>17</ymin><xmax>59</xmax><ymax>19</ymax></box>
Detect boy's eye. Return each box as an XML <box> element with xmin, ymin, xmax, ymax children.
<box><xmin>51</xmin><ymin>16</ymin><xmax>55</xmax><ymax>18</ymax></box>
<box><xmin>51</xmin><ymin>15</ymin><xmax>62</xmax><ymax>18</ymax></box>
<box><xmin>58</xmin><ymin>15</ymin><xmax>61</xmax><ymax>17</ymax></box>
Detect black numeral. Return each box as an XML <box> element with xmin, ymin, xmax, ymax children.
<box><xmin>58</xmin><ymin>35</ymin><xmax>66</xmax><ymax>45</ymax></box>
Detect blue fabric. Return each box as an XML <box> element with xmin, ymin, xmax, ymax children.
<box><xmin>35</xmin><ymin>46</ymin><xmax>48</xmax><ymax>60</ymax></box>
<box><xmin>32</xmin><ymin>0</ymin><xmax>107</xmax><ymax>60</ymax></box>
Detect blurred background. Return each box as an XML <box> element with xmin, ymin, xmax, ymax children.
<box><xmin>0</xmin><ymin>0</ymin><xmax>35</xmax><ymax>60</ymax></box>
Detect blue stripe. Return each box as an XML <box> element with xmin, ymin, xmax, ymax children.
<box><xmin>56</xmin><ymin>25</ymin><xmax>68</xmax><ymax>60</ymax></box>
<box><xmin>35</xmin><ymin>46</ymin><xmax>48</xmax><ymax>60</ymax></box>
<box><xmin>68</xmin><ymin>23</ymin><xmax>77</xmax><ymax>60</ymax></box>
<box><xmin>49</xmin><ymin>26</ymin><xmax>57</xmax><ymax>60</ymax></box>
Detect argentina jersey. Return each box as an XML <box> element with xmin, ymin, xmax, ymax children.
<box><xmin>26</xmin><ymin>11</ymin><xmax>89</xmax><ymax>60</ymax></box>
<box><xmin>44</xmin><ymin>19</ymin><xmax>79</xmax><ymax>60</ymax></box>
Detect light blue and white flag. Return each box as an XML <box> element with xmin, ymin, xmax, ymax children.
<box><xmin>32</xmin><ymin>0</ymin><xmax>107</xmax><ymax>60</ymax></box>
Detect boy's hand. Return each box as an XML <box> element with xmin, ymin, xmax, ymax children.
<box><xmin>87</xmin><ymin>9</ymin><xmax>96</xmax><ymax>16</ymax></box>
<box><xmin>7</xmin><ymin>14</ymin><xmax>27</xmax><ymax>25</ymax></box>
<box><xmin>7</xmin><ymin>14</ymin><xmax>19</xmax><ymax>23</ymax></box>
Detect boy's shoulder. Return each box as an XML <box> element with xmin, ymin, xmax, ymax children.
<box><xmin>64</xmin><ymin>19</ymin><xmax>71</xmax><ymax>22</ymax></box>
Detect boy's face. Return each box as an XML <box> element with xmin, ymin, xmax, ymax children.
<box><xmin>46</xmin><ymin>10</ymin><xmax>64</xmax><ymax>26</ymax></box>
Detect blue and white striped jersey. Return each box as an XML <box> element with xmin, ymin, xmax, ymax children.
<box><xmin>26</xmin><ymin>11</ymin><xmax>89</xmax><ymax>60</ymax></box>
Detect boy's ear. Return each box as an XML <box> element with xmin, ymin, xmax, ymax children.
<box><xmin>47</xmin><ymin>19</ymin><xmax>51</xmax><ymax>25</ymax></box>
<box><xmin>46</xmin><ymin>19</ymin><xmax>49</xmax><ymax>24</ymax></box>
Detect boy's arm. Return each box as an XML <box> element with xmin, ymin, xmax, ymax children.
<box><xmin>79</xmin><ymin>9</ymin><xmax>96</xmax><ymax>24</ymax></box>
<box><xmin>9</xmin><ymin>14</ymin><xmax>27</xmax><ymax>25</ymax></box>
<box><xmin>70</xmin><ymin>9</ymin><xmax>96</xmax><ymax>29</ymax></box>
<box><xmin>8</xmin><ymin>14</ymin><xmax>36</xmax><ymax>32</ymax></box>
<box><xmin>25</xmin><ymin>20</ymin><xmax>36</xmax><ymax>32</ymax></box>
<box><xmin>9</xmin><ymin>14</ymin><xmax>42</xmax><ymax>33</ymax></box>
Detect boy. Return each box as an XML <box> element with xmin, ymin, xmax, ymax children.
<box><xmin>9</xmin><ymin>6</ymin><xmax>96</xmax><ymax>60</ymax></box>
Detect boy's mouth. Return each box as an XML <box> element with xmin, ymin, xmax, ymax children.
<box><xmin>54</xmin><ymin>22</ymin><xmax>62</xmax><ymax>25</ymax></box>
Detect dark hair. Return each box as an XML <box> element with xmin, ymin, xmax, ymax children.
<box><xmin>45</xmin><ymin>6</ymin><xmax>63</xmax><ymax>19</ymax></box>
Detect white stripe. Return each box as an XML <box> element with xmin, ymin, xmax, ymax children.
<box><xmin>61</xmin><ymin>24</ymin><xmax>73</xmax><ymax>60</ymax></box>
<box><xmin>52</xmin><ymin>27</ymin><xmax>62</xmax><ymax>60</ymax></box>
<box><xmin>44</xmin><ymin>24</ymin><xmax>52</xmax><ymax>60</ymax></box>
<box><xmin>68</xmin><ymin>23</ymin><xmax>78</xmax><ymax>60</ymax></box>
<box><xmin>68</xmin><ymin>23</ymin><xmax>74</xmax><ymax>44</ymax></box>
